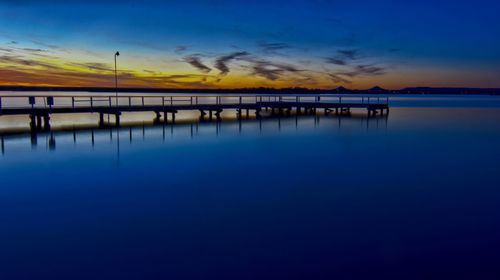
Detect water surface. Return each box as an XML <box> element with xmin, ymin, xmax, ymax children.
<box><xmin>1</xmin><ymin>95</ymin><xmax>500</xmax><ymax>279</ymax></box>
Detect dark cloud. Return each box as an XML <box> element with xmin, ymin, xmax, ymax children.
<box><xmin>0</xmin><ymin>47</ymin><xmax>13</xmax><ymax>53</ymax></box>
<box><xmin>346</xmin><ymin>64</ymin><xmax>385</xmax><ymax>76</ymax></box>
<box><xmin>324</xmin><ymin>49</ymin><xmax>360</xmax><ymax>66</ymax></box>
<box><xmin>214</xmin><ymin>51</ymin><xmax>249</xmax><ymax>75</ymax></box>
<box><xmin>247</xmin><ymin>58</ymin><xmax>302</xmax><ymax>81</ymax></box>
<box><xmin>32</xmin><ymin>40</ymin><xmax>67</xmax><ymax>52</ymax></box>
<box><xmin>325</xmin><ymin>57</ymin><xmax>346</xmax><ymax>65</ymax></box>
<box><xmin>175</xmin><ymin>46</ymin><xmax>188</xmax><ymax>54</ymax></box>
<box><xmin>337</xmin><ymin>49</ymin><xmax>359</xmax><ymax>60</ymax></box>
<box><xmin>0</xmin><ymin>55</ymin><xmax>59</xmax><ymax>69</ymax></box>
<box><xmin>258</xmin><ymin>42</ymin><xmax>292</xmax><ymax>54</ymax></box>
<box><xmin>252</xmin><ymin>64</ymin><xmax>285</xmax><ymax>80</ymax></box>
<box><xmin>67</xmin><ymin>62</ymin><xmax>113</xmax><ymax>72</ymax></box>
<box><xmin>143</xmin><ymin>69</ymin><xmax>160</xmax><ymax>75</ymax></box>
<box><xmin>184</xmin><ymin>55</ymin><xmax>211</xmax><ymax>73</ymax></box>
<box><xmin>324</xmin><ymin>62</ymin><xmax>386</xmax><ymax>85</ymax></box>
<box><xmin>327</xmin><ymin>73</ymin><xmax>352</xmax><ymax>84</ymax></box>
<box><xmin>21</xmin><ymin>48</ymin><xmax>47</xmax><ymax>53</ymax></box>
<box><xmin>0</xmin><ymin>52</ymin><xmax>217</xmax><ymax>88</ymax></box>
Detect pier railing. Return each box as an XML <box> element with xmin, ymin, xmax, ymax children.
<box><xmin>0</xmin><ymin>94</ymin><xmax>389</xmax><ymax>110</ymax></box>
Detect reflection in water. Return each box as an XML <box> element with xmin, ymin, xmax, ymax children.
<box><xmin>2</xmin><ymin>106</ymin><xmax>500</xmax><ymax>279</ymax></box>
<box><xmin>0</xmin><ymin>113</ymin><xmax>387</xmax><ymax>160</ymax></box>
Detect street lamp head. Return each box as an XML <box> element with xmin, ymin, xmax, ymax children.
<box><xmin>115</xmin><ymin>51</ymin><xmax>120</xmax><ymax>56</ymax></box>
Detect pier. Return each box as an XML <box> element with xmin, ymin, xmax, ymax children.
<box><xmin>0</xmin><ymin>94</ymin><xmax>389</xmax><ymax>131</ymax></box>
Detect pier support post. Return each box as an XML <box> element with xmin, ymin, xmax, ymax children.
<box><xmin>36</xmin><ymin>115</ymin><xmax>42</xmax><ymax>130</ymax></box>
<box><xmin>43</xmin><ymin>114</ymin><xmax>51</xmax><ymax>131</ymax></box>
<box><xmin>99</xmin><ymin>113</ymin><xmax>105</xmax><ymax>126</ymax></box>
<box><xmin>215</xmin><ymin>109</ymin><xmax>222</xmax><ymax>121</ymax></box>
<box><xmin>29</xmin><ymin>114</ymin><xmax>36</xmax><ymax>130</ymax></box>
<box><xmin>199</xmin><ymin>110</ymin><xmax>206</xmax><ymax>121</ymax></box>
<box><xmin>155</xmin><ymin>111</ymin><xmax>162</xmax><ymax>122</ymax></box>
<box><xmin>115</xmin><ymin>113</ymin><xmax>121</xmax><ymax>127</ymax></box>
<box><xmin>164</xmin><ymin>111</ymin><xmax>169</xmax><ymax>123</ymax></box>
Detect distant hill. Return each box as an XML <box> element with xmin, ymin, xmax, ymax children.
<box><xmin>0</xmin><ymin>85</ymin><xmax>499</xmax><ymax>95</ymax></box>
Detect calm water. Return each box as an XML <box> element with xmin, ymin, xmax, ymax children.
<box><xmin>1</xmin><ymin>94</ymin><xmax>500</xmax><ymax>279</ymax></box>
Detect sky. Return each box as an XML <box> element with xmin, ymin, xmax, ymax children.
<box><xmin>0</xmin><ymin>0</ymin><xmax>499</xmax><ymax>89</ymax></box>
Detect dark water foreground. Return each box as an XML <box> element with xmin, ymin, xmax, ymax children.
<box><xmin>1</xmin><ymin>106</ymin><xmax>500</xmax><ymax>279</ymax></box>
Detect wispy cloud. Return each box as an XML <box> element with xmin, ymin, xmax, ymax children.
<box><xmin>258</xmin><ymin>41</ymin><xmax>292</xmax><ymax>55</ymax></box>
<box><xmin>0</xmin><ymin>47</ymin><xmax>13</xmax><ymax>53</ymax></box>
<box><xmin>32</xmin><ymin>40</ymin><xmax>66</xmax><ymax>52</ymax></box>
<box><xmin>184</xmin><ymin>55</ymin><xmax>211</xmax><ymax>73</ymax></box>
<box><xmin>20</xmin><ymin>48</ymin><xmax>47</xmax><ymax>53</ymax></box>
<box><xmin>0</xmin><ymin>54</ymin><xmax>218</xmax><ymax>88</ymax></box>
<box><xmin>337</xmin><ymin>49</ymin><xmax>359</xmax><ymax>60</ymax></box>
<box><xmin>0</xmin><ymin>55</ymin><xmax>59</xmax><ymax>69</ymax></box>
<box><xmin>325</xmin><ymin>57</ymin><xmax>347</xmax><ymax>66</ymax></box>
<box><xmin>327</xmin><ymin>73</ymin><xmax>352</xmax><ymax>84</ymax></box>
<box><xmin>175</xmin><ymin>45</ymin><xmax>188</xmax><ymax>54</ymax></box>
<box><xmin>341</xmin><ymin>64</ymin><xmax>385</xmax><ymax>77</ymax></box>
<box><xmin>244</xmin><ymin>57</ymin><xmax>303</xmax><ymax>81</ymax></box>
<box><xmin>214</xmin><ymin>51</ymin><xmax>249</xmax><ymax>75</ymax></box>
<box><xmin>324</xmin><ymin>49</ymin><xmax>360</xmax><ymax>66</ymax></box>
<box><xmin>67</xmin><ymin>62</ymin><xmax>113</xmax><ymax>72</ymax></box>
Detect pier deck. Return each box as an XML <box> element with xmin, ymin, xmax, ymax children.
<box><xmin>0</xmin><ymin>94</ymin><xmax>389</xmax><ymax>131</ymax></box>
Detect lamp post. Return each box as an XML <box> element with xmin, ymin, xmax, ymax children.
<box><xmin>114</xmin><ymin>51</ymin><xmax>120</xmax><ymax>107</ymax></box>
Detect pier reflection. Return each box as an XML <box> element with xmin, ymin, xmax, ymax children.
<box><xmin>0</xmin><ymin>113</ymin><xmax>387</xmax><ymax>159</ymax></box>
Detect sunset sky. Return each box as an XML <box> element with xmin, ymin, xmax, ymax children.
<box><xmin>1</xmin><ymin>0</ymin><xmax>499</xmax><ymax>89</ymax></box>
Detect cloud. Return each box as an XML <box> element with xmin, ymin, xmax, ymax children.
<box><xmin>258</xmin><ymin>42</ymin><xmax>292</xmax><ymax>55</ymax></box>
<box><xmin>0</xmin><ymin>55</ymin><xmax>59</xmax><ymax>69</ymax></box>
<box><xmin>67</xmin><ymin>62</ymin><xmax>113</xmax><ymax>72</ymax></box>
<box><xmin>342</xmin><ymin>64</ymin><xmax>385</xmax><ymax>77</ymax></box>
<box><xmin>32</xmin><ymin>40</ymin><xmax>65</xmax><ymax>51</ymax></box>
<box><xmin>337</xmin><ymin>49</ymin><xmax>359</xmax><ymax>60</ymax></box>
<box><xmin>325</xmin><ymin>57</ymin><xmax>346</xmax><ymax>65</ymax></box>
<box><xmin>246</xmin><ymin>58</ymin><xmax>303</xmax><ymax>81</ymax></box>
<box><xmin>175</xmin><ymin>46</ymin><xmax>188</xmax><ymax>54</ymax></box>
<box><xmin>327</xmin><ymin>73</ymin><xmax>352</xmax><ymax>84</ymax></box>
<box><xmin>323</xmin><ymin>62</ymin><xmax>386</xmax><ymax>84</ymax></box>
<box><xmin>0</xmin><ymin>47</ymin><xmax>13</xmax><ymax>53</ymax></box>
<box><xmin>324</xmin><ymin>49</ymin><xmax>360</xmax><ymax>66</ymax></box>
<box><xmin>252</xmin><ymin>64</ymin><xmax>285</xmax><ymax>80</ymax></box>
<box><xmin>183</xmin><ymin>55</ymin><xmax>211</xmax><ymax>73</ymax></box>
<box><xmin>214</xmin><ymin>51</ymin><xmax>249</xmax><ymax>75</ymax></box>
<box><xmin>0</xmin><ymin>63</ymin><xmax>217</xmax><ymax>88</ymax></box>
<box><xmin>21</xmin><ymin>48</ymin><xmax>47</xmax><ymax>52</ymax></box>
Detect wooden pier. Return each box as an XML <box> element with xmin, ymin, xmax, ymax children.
<box><xmin>0</xmin><ymin>94</ymin><xmax>389</xmax><ymax>131</ymax></box>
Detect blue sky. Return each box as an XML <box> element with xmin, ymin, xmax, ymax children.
<box><xmin>1</xmin><ymin>0</ymin><xmax>499</xmax><ymax>88</ymax></box>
